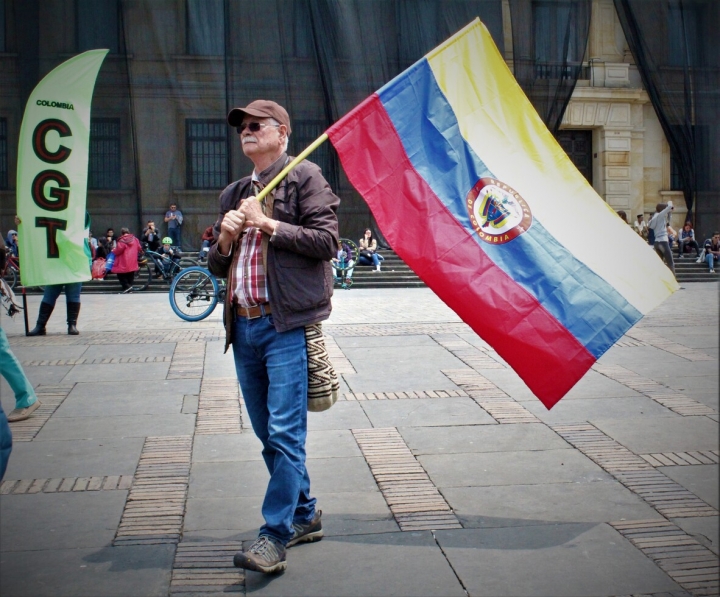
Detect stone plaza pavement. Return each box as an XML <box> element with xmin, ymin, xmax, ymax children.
<box><xmin>0</xmin><ymin>284</ymin><xmax>718</xmax><ymax>597</ymax></box>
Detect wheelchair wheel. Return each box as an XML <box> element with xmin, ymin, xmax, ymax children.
<box><xmin>132</xmin><ymin>263</ymin><xmax>152</xmax><ymax>291</ymax></box>
<box><xmin>169</xmin><ymin>266</ymin><xmax>219</xmax><ymax>321</ymax></box>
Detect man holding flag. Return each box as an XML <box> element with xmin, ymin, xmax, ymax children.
<box><xmin>207</xmin><ymin>100</ymin><xmax>339</xmax><ymax>574</ymax></box>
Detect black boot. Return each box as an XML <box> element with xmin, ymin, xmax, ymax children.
<box><xmin>28</xmin><ymin>302</ymin><xmax>54</xmax><ymax>336</ymax></box>
<box><xmin>67</xmin><ymin>302</ymin><xmax>81</xmax><ymax>335</ymax></box>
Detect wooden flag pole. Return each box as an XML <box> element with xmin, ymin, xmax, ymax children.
<box><xmin>254</xmin><ymin>133</ymin><xmax>329</xmax><ymax>203</ymax></box>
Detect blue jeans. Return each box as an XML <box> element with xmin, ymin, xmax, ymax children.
<box><xmin>0</xmin><ymin>327</ymin><xmax>37</xmax><ymax>409</ymax></box>
<box><xmin>706</xmin><ymin>253</ymin><xmax>718</xmax><ymax>271</ymax></box>
<box><xmin>42</xmin><ymin>283</ymin><xmax>82</xmax><ymax>306</ymax></box>
<box><xmin>231</xmin><ymin>314</ymin><xmax>316</xmax><ymax>545</ymax></box>
<box><xmin>358</xmin><ymin>252</ymin><xmax>384</xmax><ymax>267</ymax></box>
<box><xmin>0</xmin><ymin>398</ymin><xmax>11</xmax><ymax>481</ymax></box>
<box><xmin>198</xmin><ymin>240</ymin><xmax>211</xmax><ymax>260</ymax></box>
<box><xmin>168</xmin><ymin>228</ymin><xmax>181</xmax><ymax>249</ymax></box>
<box><xmin>653</xmin><ymin>242</ymin><xmax>675</xmax><ymax>275</ymax></box>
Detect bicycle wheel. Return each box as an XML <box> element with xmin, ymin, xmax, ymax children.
<box><xmin>2</xmin><ymin>265</ymin><xmax>18</xmax><ymax>291</ymax></box>
<box><xmin>132</xmin><ymin>263</ymin><xmax>152</xmax><ymax>291</ymax></box>
<box><xmin>169</xmin><ymin>266</ymin><xmax>219</xmax><ymax>321</ymax></box>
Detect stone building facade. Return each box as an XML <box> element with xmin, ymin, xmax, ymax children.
<box><xmin>0</xmin><ymin>0</ymin><xmax>697</xmax><ymax>248</ymax></box>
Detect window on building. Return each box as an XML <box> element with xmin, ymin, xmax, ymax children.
<box><xmin>77</xmin><ymin>0</ymin><xmax>118</xmax><ymax>53</ymax></box>
<box><xmin>187</xmin><ymin>0</ymin><xmax>224</xmax><ymax>56</ymax></box>
<box><xmin>290</xmin><ymin>120</ymin><xmax>334</xmax><ymax>181</ymax></box>
<box><xmin>186</xmin><ymin>120</ymin><xmax>228</xmax><ymax>189</ymax></box>
<box><xmin>0</xmin><ymin>118</ymin><xmax>7</xmax><ymax>189</ymax></box>
<box><xmin>670</xmin><ymin>153</ymin><xmax>683</xmax><ymax>191</ymax></box>
<box><xmin>89</xmin><ymin>119</ymin><xmax>121</xmax><ymax>189</ymax></box>
<box><xmin>557</xmin><ymin>130</ymin><xmax>592</xmax><ymax>184</ymax></box>
<box><xmin>533</xmin><ymin>1</ymin><xmax>586</xmax><ymax>79</ymax></box>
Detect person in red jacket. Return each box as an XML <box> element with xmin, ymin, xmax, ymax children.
<box><xmin>112</xmin><ymin>228</ymin><xmax>143</xmax><ymax>294</ymax></box>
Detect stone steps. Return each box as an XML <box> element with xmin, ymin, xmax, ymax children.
<box><xmin>674</xmin><ymin>254</ymin><xmax>718</xmax><ymax>283</ymax></box>
<box><xmin>20</xmin><ymin>249</ymin><xmax>716</xmax><ymax>295</ymax></box>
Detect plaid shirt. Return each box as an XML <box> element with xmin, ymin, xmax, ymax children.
<box><xmin>233</xmin><ymin>226</ymin><xmax>267</xmax><ymax>307</ymax></box>
<box><xmin>232</xmin><ymin>180</ymin><xmax>269</xmax><ymax>307</ymax></box>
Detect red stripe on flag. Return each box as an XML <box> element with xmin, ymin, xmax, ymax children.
<box><xmin>328</xmin><ymin>94</ymin><xmax>595</xmax><ymax>408</ymax></box>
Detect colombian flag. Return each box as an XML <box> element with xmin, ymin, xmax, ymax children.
<box><xmin>327</xmin><ymin>19</ymin><xmax>678</xmax><ymax>408</ymax></box>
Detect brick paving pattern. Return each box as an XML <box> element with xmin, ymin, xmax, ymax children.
<box><xmin>0</xmin><ymin>475</ymin><xmax>133</xmax><ymax>494</ymax></box>
<box><xmin>640</xmin><ymin>451</ymin><xmax>720</xmax><ymax>467</ymax></box>
<box><xmin>626</xmin><ymin>328</ymin><xmax>715</xmax><ymax>362</ymax></box>
<box><xmin>443</xmin><ymin>369</ymin><xmax>540</xmax><ymax>423</ymax></box>
<box><xmin>593</xmin><ymin>364</ymin><xmax>717</xmax><ymax>417</ymax></box>
<box><xmin>195</xmin><ymin>378</ymin><xmax>242</xmax><ymax>434</ymax></box>
<box><xmin>113</xmin><ymin>436</ymin><xmax>193</xmax><ymax>546</ymax></box>
<box><xmin>553</xmin><ymin>424</ymin><xmax>717</xmax><ymax>518</ymax></box>
<box><xmin>611</xmin><ymin>520</ymin><xmax>719</xmax><ymax>596</ymax></box>
<box><xmin>431</xmin><ymin>334</ymin><xmax>505</xmax><ymax>369</ymax></box>
<box><xmin>169</xmin><ymin>542</ymin><xmax>244</xmax><ymax>596</ymax></box>
<box><xmin>168</xmin><ymin>342</ymin><xmax>206</xmax><ymax>380</ymax></box>
<box><xmin>342</xmin><ymin>389</ymin><xmax>468</xmax><ymax>401</ymax></box>
<box><xmin>352</xmin><ymin>427</ymin><xmax>462</xmax><ymax>531</ymax></box>
<box><xmin>8</xmin><ymin>383</ymin><xmax>75</xmax><ymax>442</ymax></box>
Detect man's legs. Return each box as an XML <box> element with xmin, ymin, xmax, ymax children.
<box><xmin>169</xmin><ymin>228</ymin><xmax>181</xmax><ymax>248</ymax></box>
<box><xmin>654</xmin><ymin>241</ymin><xmax>675</xmax><ymax>275</ymax></box>
<box><xmin>232</xmin><ymin>315</ymin><xmax>315</xmax><ymax>545</ymax></box>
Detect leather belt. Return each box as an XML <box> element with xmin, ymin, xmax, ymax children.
<box><xmin>235</xmin><ymin>303</ymin><xmax>272</xmax><ymax>319</ymax></box>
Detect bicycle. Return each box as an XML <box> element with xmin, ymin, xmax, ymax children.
<box><xmin>332</xmin><ymin>238</ymin><xmax>359</xmax><ymax>290</ymax></box>
<box><xmin>130</xmin><ymin>249</ymin><xmax>197</xmax><ymax>292</ymax></box>
<box><xmin>0</xmin><ymin>276</ymin><xmax>22</xmax><ymax>318</ymax></box>
<box><xmin>1</xmin><ymin>250</ymin><xmax>19</xmax><ymax>291</ymax></box>
<box><xmin>169</xmin><ymin>266</ymin><xmax>226</xmax><ymax>322</ymax></box>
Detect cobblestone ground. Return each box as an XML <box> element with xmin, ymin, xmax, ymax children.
<box><xmin>0</xmin><ymin>284</ymin><xmax>717</xmax><ymax>597</ymax></box>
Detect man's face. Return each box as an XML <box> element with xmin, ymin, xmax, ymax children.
<box><xmin>714</xmin><ymin>235</ymin><xmax>720</xmax><ymax>243</ymax></box>
<box><xmin>170</xmin><ymin>205</ymin><xmax>176</xmax><ymax>211</ymax></box>
<box><xmin>239</xmin><ymin>117</ymin><xmax>285</xmax><ymax>160</ymax></box>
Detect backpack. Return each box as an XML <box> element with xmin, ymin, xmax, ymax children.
<box><xmin>91</xmin><ymin>258</ymin><xmax>107</xmax><ymax>279</ymax></box>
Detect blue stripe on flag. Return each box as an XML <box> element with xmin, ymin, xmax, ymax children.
<box><xmin>377</xmin><ymin>58</ymin><xmax>641</xmax><ymax>359</ymax></box>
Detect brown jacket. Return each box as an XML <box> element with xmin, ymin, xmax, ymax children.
<box><xmin>207</xmin><ymin>153</ymin><xmax>339</xmax><ymax>350</ymax></box>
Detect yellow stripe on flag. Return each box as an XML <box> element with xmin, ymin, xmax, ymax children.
<box><xmin>426</xmin><ymin>20</ymin><xmax>677</xmax><ymax>314</ymax></box>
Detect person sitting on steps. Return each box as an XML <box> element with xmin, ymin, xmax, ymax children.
<box><xmin>159</xmin><ymin>237</ymin><xmax>181</xmax><ymax>277</ymax></box>
<box><xmin>703</xmin><ymin>232</ymin><xmax>720</xmax><ymax>274</ymax></box>
<box><xmin>677</xmin><ymin>221</ymin><xmax>700</xmax><ymax>259</ymax></box>
<box><xmin>358</xmin><ymin>228</ymin><xmax>384</xmax><ymax>272</ymax></box>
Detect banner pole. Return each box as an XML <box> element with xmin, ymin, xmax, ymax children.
<box><xmin>22</xmin><ymin>288</ymin><xmax>29</xmax><ymax>336</ymax></box>
<box><xmin>255</xmin><ymin>133</ymin><xmax>329</xmax><ymax>203</ymax></box>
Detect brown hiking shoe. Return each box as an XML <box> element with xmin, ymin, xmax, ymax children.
<box><xmin>287</xmin><ymin>509</ymin><xmax>323</xmax><ymax>548</ymax></box>
<box><xmin>233</xmin><ymin>535</ymin><xmax>287</xmax><ymax>574</ymax></box>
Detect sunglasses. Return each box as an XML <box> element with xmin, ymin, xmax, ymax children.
<box><xmin>236</xmin><ymin>122</ymin><xmax>280</xmax><ymax>134</ymax></box>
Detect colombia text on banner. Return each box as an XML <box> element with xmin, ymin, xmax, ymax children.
<box><xmin>17</xmin><ymin>49</ymin><xmax>108</xmax><ymax>288</ymax></box>
<box><xmin>327</xmin><ymin>19</ymin><xmax>677</xmax><ymax>408</ymax></box>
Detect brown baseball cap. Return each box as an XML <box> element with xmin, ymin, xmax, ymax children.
<box><xmin>227</xmin><ymin>100</ymin><xmax>291</xmax><ymax>134</ymax></box>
